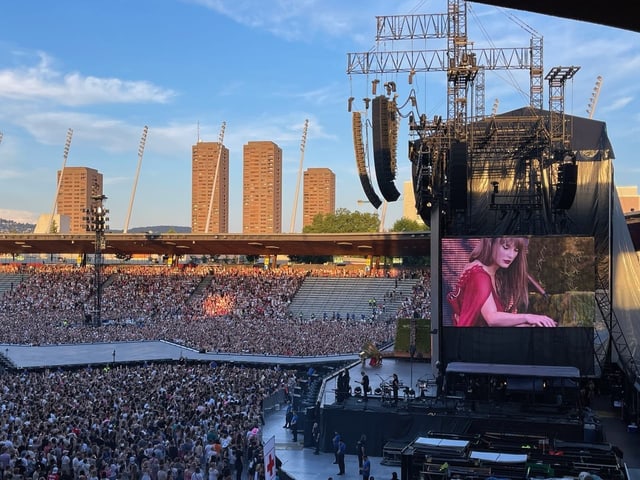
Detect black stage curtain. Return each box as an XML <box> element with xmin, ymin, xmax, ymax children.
<box><xmin>441</xmin><ymin>327</ymin><xmax>594</xmax><ymax>375</ymax></box>
<box><xmin>319</xmin><ymin>405</ymin><xmax>472</xmax><ymax>456</ymax></box>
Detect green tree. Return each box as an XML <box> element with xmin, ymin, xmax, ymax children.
<box><xmin>390</xmin><ymin>217</ymin><xmax>428</xmax><ymax>233</ymax></box>
<box><xmin>302</xmin><ymin>208</ymin><xmax>379</xmax><ymax>233</ymax></box>
<box><xmin>291</xmin><ymin>209</ymin><xmax>379</xmax><ymax>264</ymax></box>
<box><xmin>49</xmin><ymin>219</ymin><xmax>58</xmax><ymax>233</ymax></box>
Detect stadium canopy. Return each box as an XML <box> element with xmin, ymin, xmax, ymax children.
<box><xmin>0</xmin><ymin>232</ymin><xmax>430</xmax><ymax>258</ymax></box>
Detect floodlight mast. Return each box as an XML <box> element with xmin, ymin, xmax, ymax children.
<box><xmin>205</xmin><ymin>121</ymin><xmax>226</xmax><ymax>233</ymax></box>
<box><xmin>587</xmin><ymin>76</ymin><xmax>603</xmax><ymax>119</ymax></box>
<box><xmin>123</xmin><ymin>126</ymin><xmax>149</xmax><ymax>234</ymax></box>
<box><xmin>49</xmin><ymin>128</ymin><xmax>73</xmax><ymax>233</ymax></box>
<box><xmin>290</xmin><ymin>119</ymin><xmax>309</xmax><ymax>233</ymax></box>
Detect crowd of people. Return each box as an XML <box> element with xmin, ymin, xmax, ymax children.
<box><xmin>0</xmin><ymin>262</ymin><xmax>432</xmax><ymax>480</ymax></box>
<box><xmin>0</xmin><ymin>264</ymin><xmax>432</xmax><ymax>357</ymax></box>
<box><xmin>0</xmin><ymin>361</ymin><xmax>295</xmax><ymax>480</ymax></box>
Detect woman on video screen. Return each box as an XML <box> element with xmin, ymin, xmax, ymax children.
<box><xmin>447</xmin><ymin>237</ymin><xmax>557</xmax><ymax>327</ymax></box>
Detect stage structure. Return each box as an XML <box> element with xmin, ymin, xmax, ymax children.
<box><xmin>347</xmin><ymin>0</ymin><xmax>639</xmax><ymax>423</ymax></box>
<box><xmin>83</xmin><ymin>188</ymin><xmax>109</xmax><ymax>327</ymax></box>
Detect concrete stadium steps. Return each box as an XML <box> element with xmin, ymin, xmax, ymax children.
<box><xmin>186</xmin><ymin>273</ymin><xmax>214</xmax><ymax>304</ymax></box>
<box><xmin>287</xmin><ymin>276</ymin><xmax>420</xmax><ymax>321</ymax></box>
<box><xmin>0</xmin><ymin>272</ymin><xmax>29</xmax><ymax>298</ymax></box>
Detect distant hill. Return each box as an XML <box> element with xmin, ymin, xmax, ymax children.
<box><xmin>126</xmin><ymin>226</ymin><xmax>191</xmax><ymax>234</ymax></box>
<box><xmin>0</xmin><ymin>218</ymin><xmax>190</xmax><ymax>234</ymax></box>
<box><xmin>0</xmin><ymin>218</ymin><xmax>35</xmax><ymax>233</ymax></box>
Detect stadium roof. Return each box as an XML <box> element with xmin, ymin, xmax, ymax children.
<box><xmin>0</xmin><ymin>232</ymin><xmax>431</xmax><ymax>258</ymax></box>
<box><xmin>2</xmin><ymin>218</ymin><xmax>640</xmax><ymax>258</ymax></box>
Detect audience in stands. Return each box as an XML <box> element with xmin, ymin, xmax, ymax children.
<box><xmin>0</xmin><ymin>265</ymin><xmax>432</xmax><ymax>357</ymax></box>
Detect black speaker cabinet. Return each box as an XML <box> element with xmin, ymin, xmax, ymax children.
<box><xmin>449</xmin><ymin>141</ymin><xmax>468</xmax><ymax>211</ymax></box>
<box><xmin>372</xmin><ymin>96</ymin><xmax>401</xmax><ymax>201</ymax></box>
<box><xmin>552</xmin><ymin>163</ymin><xmax>577</xmax><ymax>210</ymax></box>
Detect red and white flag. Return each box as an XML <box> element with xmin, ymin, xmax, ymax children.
<box><xmin>263</xmin><ymin>435</ymin><xmax>277</xmax><ymax>480</ymax></box>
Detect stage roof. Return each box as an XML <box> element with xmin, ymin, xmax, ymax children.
<box><xmin>470</xmin><ymin>0</ymin><xmax>637</xmax><ymax>33</ymax></box>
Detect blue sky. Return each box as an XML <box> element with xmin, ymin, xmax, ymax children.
<box><xmin>0</xmin><ymin>1</ymin><xmax>638</xmax><ymax>232</ymax></box>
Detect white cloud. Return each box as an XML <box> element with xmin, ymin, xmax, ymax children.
<box><xmin>0</xmin><ymin>51</ymin><xmax>176</xmax><ymax>106</ymax></box>
<box><xmin>187</xmin><ymin>0</ymin><xmax>393</xmax><ymax>42</ymax></box>
<box><xmin>604</xmin><ymin>96</ymin><xmax>634</xmax><ymax>113</ymax></box>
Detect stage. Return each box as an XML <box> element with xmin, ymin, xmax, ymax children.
<box><xmin>313</xmin><ymin>358</ymin><xmax>590</xmax><ymax>461</ymax></box>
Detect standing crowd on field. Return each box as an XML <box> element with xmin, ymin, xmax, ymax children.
<box><xmin>0</xmin><ymin>362</ymin><xmax>295</xmax><ymax>480</ymax></box>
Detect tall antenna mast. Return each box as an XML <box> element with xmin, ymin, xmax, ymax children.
<box><xmin>123</xmin><ymin>125</ymin><xmax>149</xmax><ymax>233</ymax></box>
<box><xmin>49</xmin><ymin>128</ymin><xmax>73</xmax><ymax>233</ymax></box>
<box><xmin>205</xmin><ymin>121</ymin><xmax>226</xmax><ymax>233</ymax></box>
<box><xmin>289</xmin><ymin>119</ymin><xmax>309</xmax><ymax>233</ymax></box>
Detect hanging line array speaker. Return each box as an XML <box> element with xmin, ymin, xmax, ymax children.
<box><xmin>352</xmin><ymin>111</ymin><xmax>382</xmax><ymax>209</ymax></box>
<box><xmin>410</xmin><ymin>139</ymin><xmax>433</xmax><ymax>227</ymax></box>
<box><xmin>372</xmin><ymin>95</ymin><xmax>401</xmax><ymax>202</ymax></box>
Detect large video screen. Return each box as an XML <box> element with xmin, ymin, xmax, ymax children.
<box><xmin>441</xmin><ymin>236</ymin><xmax>595</xmax><ymax>328</ymax></box>
<box><xmin>440</xmin><ymin>236</ymin><xmax>596</xmax><ymax>372</ymax></box>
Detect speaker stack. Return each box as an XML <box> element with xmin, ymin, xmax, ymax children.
<box><xmin>552</xmin><ymin>162</ymin><xmax>578</xmax><ymax>210</ymax></box>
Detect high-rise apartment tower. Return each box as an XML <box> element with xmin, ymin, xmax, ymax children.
<box><xmin>56</xmin><ymin>166</ymin><xmax>103</xmax><ymax>234</ymax></box>
<box><xmin>192</xmin><ymin>141</ymin><xmax>230</xmax><ymax>233</ymax></box>
<box><xmin>242</xmin><ymin>141</ymin><xmax>282</xmax><ymax>234</ymax></box>
<box><xmin>303</xmin><ymin>167</ymin><xmax>335</xmax><ymax>228</ymax></box>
